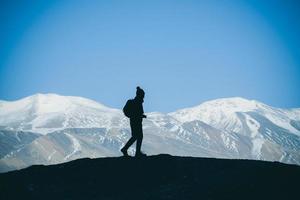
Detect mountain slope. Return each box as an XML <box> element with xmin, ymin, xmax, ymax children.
<box><xmin>0</xmin><ymin>155</ymin><xmax>299</xmax><ymax>200</ymax></box>
<box><xmin>170</xmin><ymin>97</ymin><xmax>300</xmax><ymax>135</ymax></box>
<box><xmin>0</xmin><ymin>94</ymin><xmax>300</xmax><ymax>172</ymax></box>
<box><xmin>0</xmin><ymin>130</ymin><xmax>40</xmax><ymax>158</ymax></box>
<box><xmin>0</xmin><ymin>93</ymin><xmax>122</xmax><ymax>134</ymax></box>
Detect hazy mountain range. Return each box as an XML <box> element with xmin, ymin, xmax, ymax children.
<box><xmin>1</xmin><ymin>93</ymin><xmax>300</xmax><ymax>172</ymax></box>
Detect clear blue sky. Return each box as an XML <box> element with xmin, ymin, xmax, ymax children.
<box><xmin>0</xmin><ymin>0</ymin><xmax>300</xmax><ymax>112</ymax></box>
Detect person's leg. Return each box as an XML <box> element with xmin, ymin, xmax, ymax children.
<box><xmin>122</xmin><ymin>136</ymin><xmax>137</xmax><ymax>151</ymax></box>
<box><xmin>121</xmin><ymin>119</ymin><xmax>138</xmax><ymax>155</ymax></box>
<box><xmin>135</xmin><ymin>122</ymin><xmax>145</xmax><ymax>156</ymax></box>
<box><xmin>136</xmin><ymin>133</ymin><xmax>143</xmax><ymax>153</ymax></box>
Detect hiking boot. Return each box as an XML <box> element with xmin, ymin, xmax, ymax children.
<box><xmin>135</xmin><ymin>151</ymin><xmax>147</xmax><ymax>157</ymax></box>
<box><xmin>121</xmin><ymin>148</ymin><xmax>129</xmax><ymax>157</ymax></box>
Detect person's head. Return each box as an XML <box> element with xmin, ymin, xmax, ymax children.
<box><xmin>135</xmin><ymin>86</ymin><xmax>145</xmax><ymax>101</ymax></box>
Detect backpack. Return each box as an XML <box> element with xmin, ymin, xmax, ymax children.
<box><xmin>123</xmin><ymin>99</ymin><xmax>134</xmax><ymax>118</ymax></box>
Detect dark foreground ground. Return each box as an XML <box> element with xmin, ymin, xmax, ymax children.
<box><xmin>1</xmin><ymin>154</ymin><xmax>300</xmax><ymax>200</ymax></box>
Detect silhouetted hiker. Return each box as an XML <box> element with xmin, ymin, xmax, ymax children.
<box><xmin>121</xmin><ymin>86</ymin><xmax>147</xmax><ymax>157</ymax></box>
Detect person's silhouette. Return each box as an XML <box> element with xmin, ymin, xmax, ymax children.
<box><xmin>121</xmin><ymin>86</ymin><xmax>147</xmax><ymax>157</ymax></box>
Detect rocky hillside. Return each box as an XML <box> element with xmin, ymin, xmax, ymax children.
<box><xmin>0</xmin><ymin>155</ymin><xmax>299</xmax><ymax>200</ymax></box>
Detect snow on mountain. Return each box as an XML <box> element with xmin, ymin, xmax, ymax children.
<box><xmin>0</xmin><ymin>93</ymin><xmax>123</xmax><ymax>135</ymax></box>
<box><xmin>170</xmin><ymin>97</ymin><xmax>300</xmax><ymax>162</ymax></box>
<box><xmin>0</xmin><ymin>94</ymin><xmax>300</xmax><ymax>173</ymax></box>
<box><xmin>170</xmin><ymin>97</ymin><xmax>300</xmax><ymax>135</ymax></box>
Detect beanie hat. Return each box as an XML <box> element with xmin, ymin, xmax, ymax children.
<box><xmin>136</xmin><ymin>86</ymin><xmax>145</xmax><ymax>97</ymax></box>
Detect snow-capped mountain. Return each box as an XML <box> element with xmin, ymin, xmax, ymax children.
<box><xmin>170</xmin><ymin>97</ymin><xmax>300</xmax><ymax>135</ymax></box>
<box><xmin>0</xmin><ymin>93</ymin><xmax>123</xmax><ymax>134</ymax></box>
<box><xmin>0</xmin><ymin>93</ymin><xmax>300</xmax><ymax>172</ymax></box>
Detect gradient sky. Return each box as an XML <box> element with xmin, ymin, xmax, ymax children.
<box><xmin>0</xmin><ymin>0</ymin><xmax>300</xmax><ymax>112</ymax></box>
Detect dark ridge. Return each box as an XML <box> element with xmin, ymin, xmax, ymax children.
<box><xmin>1</xmin><ymin>154</ymin><xmax>299</xmax><ymax>200</ymax></box>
